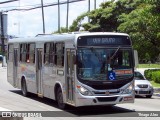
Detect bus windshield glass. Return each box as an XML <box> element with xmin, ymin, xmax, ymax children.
<box><xmin>77</xmin><ymin>48</ymin><xmax>133</xmax><ymax>81</ymax></box>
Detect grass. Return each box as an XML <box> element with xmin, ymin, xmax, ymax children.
<box><xmin>137</xmin><ymin>64</ymin><xmax>160</xmax><ymax>68</ymax></box>
<box><xmin>150</xmin><ymin>81</ymin><xmax>160</xmax><ymax>88</ymax></box>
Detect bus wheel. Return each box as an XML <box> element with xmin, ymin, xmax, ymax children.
<box><xmin>57</xmin><ymin>87</ymin><xmax>66</xmax><ymax>109</ymax></box>
<box><xmin>21</xmin><ymin>79</ymin><xmax>28</xmax><ymax>97</ymax></box>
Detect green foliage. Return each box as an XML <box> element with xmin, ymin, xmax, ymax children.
<box><xmin>117</xmin><ymin>1</ymin><xmax>160</xmax><ymax>62</ymax></box>
<box><xmin>144</xmin><ymin>69</ymin><xmax>153</xmax><ymax>80</ymax></box>
<box><xmin>152</xmin><ymin>71</ymin><xmax>160</xmax><ymax>83</ymax></box>
<box><xmin>144</xmin><ymin>69</ymin><xmax>160</xmax><ymax>83</ymax></box>
<box><xmin>138</xmin><ymin>64</ymin><xmax>160</xmax><ymax>68</ymax></box>
<box><xmin>53</xmin><ymin>27</ymin><xmax>68</xmax><ymax>33</ymax></box>
<box><xmin>118</xmin><ymin>7</ymin><xmax>160</xmax><ymax>61</ymax></box>
<box><xmin>69</xmin><ymin>12</ymin><xmax>88</xmax><ymax>32</ymax></box>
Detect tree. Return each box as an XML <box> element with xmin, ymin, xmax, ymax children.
<box><xmin>69</xmin><ymin>0</ymin><xmax>143</xmax><ymax>32</ymax></box>
<box><xmin>69</xmin><ymin>13</ymin><xmax>88</xmax><ymax>32</ymax></box>
<box><xmin>118</xmin><ymin>3</ymin><xmax>160</xmax><ymax>62</ymax></box>
<box><xmin>66</xmin><ymin>0</ymin><xmax>160</xmax><ymax>62</ymax></box>
<box><xmin>53</xmin><ymin>27</ymin><xmax>68</xmax><ymax>33</ymax></box>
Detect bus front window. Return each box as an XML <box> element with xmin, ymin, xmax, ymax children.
<box><xmin>77</xmin><ymin>48</ymin><xmax>133</xmax><ymax>81</ymax></box>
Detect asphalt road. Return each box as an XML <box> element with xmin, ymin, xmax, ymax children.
<box><xmin>0</xmin><ymin>67</ymin><xmax>160</xmax><ymax>120</ymax></box>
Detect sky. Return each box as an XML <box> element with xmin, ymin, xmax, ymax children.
<box><xmin>0</xmin><ymin>0</ymin><xmax>107</xmax><ymax>37</ymax></box>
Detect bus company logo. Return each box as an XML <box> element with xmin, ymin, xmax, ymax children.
<box><xmin>2</xmin><ymin>112</ymin><xmax>12</xmax><ymax>117</ymax></box>
<box><xmin>105</xmin><ymin>91</ymin><xmax>110</xmax><ymax>95</ymax></box>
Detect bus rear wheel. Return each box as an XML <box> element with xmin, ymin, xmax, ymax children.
<box><xmin>57</xmin><ymin>87</ymin><xmax>66</xmax><ymax>109</ymax></box>
<box><xmin>21</xmin><ymin>79</ymin><xmax>28</xmax><ymax>97</ymax></box>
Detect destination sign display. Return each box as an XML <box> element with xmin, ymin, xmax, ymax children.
<box><xmin>77</xmin><ymin>35</ymin><xmax>131</xmax><ymax>46</ymax></box>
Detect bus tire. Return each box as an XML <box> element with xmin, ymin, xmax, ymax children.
<box><xmin>57</xmin><ymin>87</ymin><xmax>66</xmax><ymax>109</ymax></box>
<box><xmin>21</xmin><ymin>79</ymin><xmax>28</xmax><ymax>97</ymax></box>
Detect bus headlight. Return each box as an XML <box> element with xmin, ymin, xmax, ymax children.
<box><xmin>77</xmin><ymin>86</ymin><xmax>92</xmax><ymax>96</ymax></box>
<box><xmin>123</xmin><ymin>84</ymin><xmax>133</xmax><ymax>94</ymax></box>
<box><xmin>126</xmin><ymin>84</ymin><xmax>133</xmax><ymax>93</ymax></box>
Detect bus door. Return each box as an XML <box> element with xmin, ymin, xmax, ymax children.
<box><xmin>66</xmin><ymin>49</ymin><xmax>75</xmax><ymax>104</ymax></box>
<box><xmin>13</xmin><ymin>48</ymin><xmax>18</xmax><ymax>87</ymax></box>
<box><xmin>36</xmin><ymin>48</ymin><xmax>43</xmax><ymax>97</ymax></box>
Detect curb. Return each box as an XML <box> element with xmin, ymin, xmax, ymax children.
<box><xmin>154</xmin><ymin>88</ymin><xmax>160</xmax><ymax>91</ymax></box>
<box><xmin>153</xmin><ymin>93</ymin><xmax>160</xmax><ymax>97</ymax></box>
<box><xmin>154</xmin><ymin>88</ymin><xmax>160</xmax><ymax>93</ymax></box>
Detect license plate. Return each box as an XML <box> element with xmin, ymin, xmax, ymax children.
<box><xmin>139</xmin><ymin>89</ymin><xmax>148</xmax><ymax>91</ymax></box>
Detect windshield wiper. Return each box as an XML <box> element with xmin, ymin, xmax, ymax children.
<box><xmin>110</xmin><ymin>46</ymin><xmax>120</xmax><ymax>60</ymax></box>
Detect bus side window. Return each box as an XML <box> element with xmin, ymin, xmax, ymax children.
<box><xmin>49</xmin><ymin>43</ymin><xmax>54</xmax><ymax>64</ymax></box>
<box><xmin>20</xmin><ymin>44</ymin><xmax>27</xmax><ymax>62</ymax></box>
<box><xmin>19</xmin><ymin>44</ymin><xmax>22</xmax><ymax>62</ymax></box>
<box><xmin>44</xmin><ymin>42</ymin><xmax>54</xmax><ymax>65</ymax></box>
<box><xmin>26</xmin><ymin>44</ymin><xmax>30</xmax><ymax>63</ymax></box>
<box><xmin>54</xmin><ymin>43</ymin><xmax>57</xmax><ymax>65</ymax></box>
<box><xmin>55</xmin><ymin>43</ymin><xmax>64</xmax><ymax>67</ymax></box>
<box><xmin>29</xmin><ymin>43</ymin><xmax>35</xmax><ymax>63</ymax></box>
<box><xmin>8</xmin><ymin>44</ymin><xmax>14</xmax><ymax>62</ymax></box>
<box><xmin>44</xmin><ymin>43</ymin><xmax>50</xmax><ymax>65</ymax></box>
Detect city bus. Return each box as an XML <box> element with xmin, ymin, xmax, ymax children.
<box><xmin>7</xmin><ymin>32</ymin><xmax>135</xmax><ymax>109</ymax></box>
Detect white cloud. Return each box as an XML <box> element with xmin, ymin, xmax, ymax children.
<box><xmin>0</xmin><ymin>0</ymin><xmax>105</xmax><ymax>37</ymax></box>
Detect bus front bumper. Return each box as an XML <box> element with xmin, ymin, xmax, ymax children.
<box><xmin>75</xmin><ymin>93</ymin><xmax>134</xmax><ymax>107</ymax></box>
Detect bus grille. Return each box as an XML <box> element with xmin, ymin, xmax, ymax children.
<box><xmin>93</xmin><ymin>91</ymin><xmax>120</xmax><ymax>95</ymax></box>
<box><xmin>96</xmin><ymin>97</ymin><xmax>118</xmax><ymax>102</ymax></box>
<box><xmin>90</xmin><ymin>84</ymin><xmax>124</xmax><ymax>90</ymax></box>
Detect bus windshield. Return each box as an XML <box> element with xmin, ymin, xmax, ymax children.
<box><xmin>77</xmin><ymin>48</ymin><xmax>133</xmax><ymax>81</ymax></box>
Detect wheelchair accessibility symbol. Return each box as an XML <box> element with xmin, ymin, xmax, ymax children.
<box><xmin>108</xmin><ymin>71</ymin><xmax>116</xmax><ymax>80</ymax></box>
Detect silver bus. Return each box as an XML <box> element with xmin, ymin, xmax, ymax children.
<box><xmin>7</xmin><ymin>32</ymin><xmax>135</xmax><ymax>109</ymax></box>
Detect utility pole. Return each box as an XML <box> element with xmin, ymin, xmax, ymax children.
<box><xmin>94</xmin><ymin>0</ymin><xmax>96</xmax><ymax>9</ymax></box>
<box><xmin>41</xmin><ymin>0</ymin><xmax>45</xmax><ymax>34</ymax></box>
<box><xmin>88</xmin><ymin>0</ymin><xmax>90</xmax><ymax>22</ymax></box>
<box><xmin>58</xmin><ymin>0</ymin><xmax>60</xmax><ymax>33</ymax></box>
<box><xmin>66</xmin><ymin>0</ymin><xmax>69</xmax><ymax>32</ymax></box>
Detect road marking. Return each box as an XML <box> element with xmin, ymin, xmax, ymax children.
<box><xmin>0</xmin><ymin>107</ymin><xmax>11</xmax><ymax>111</ymax></box>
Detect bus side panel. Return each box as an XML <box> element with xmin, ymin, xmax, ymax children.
<box><xmin>42</xmin><ymin>66</ymin><xmax>65</xmax><ymax>100</ymax></box>
<box><xmin>18</xmin><ymin>63</ymin><xmax>37</xmax><ymax>93</ymax></box>
<box><xmin>7</xmin><ymin>44</ymin><xmax>14</xmax><ymax>87</ymax></box>
<box><xmin>42</xmin><ymin>65</ymin><xmax>56</xmax><ymax>99</ymax></box>
<box><xmin>17</xmin><ymin>63</ymin><xmax>22</xmax><ymax>89</ymax></box>
<box><xmin>7</xmin><ymin>61</ymin><xmax>14</xmax><ymax>86</ymax></box>
<box><xmin>26</xmin><ymin>64</ymin><xmax>37</xmax><ymax>93</ymax></box>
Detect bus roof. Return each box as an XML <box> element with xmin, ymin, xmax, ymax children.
<box><xmin>8</xmin><ymin>32</ymin><xmax>129</xmax><ymax>44</ymax></box>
